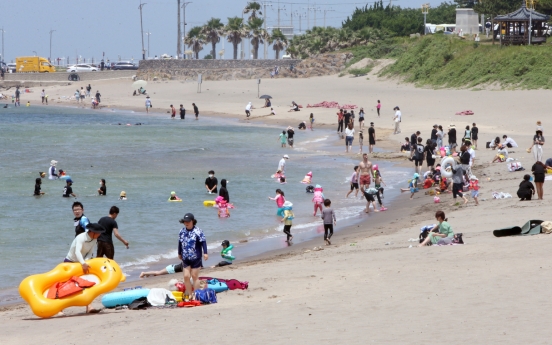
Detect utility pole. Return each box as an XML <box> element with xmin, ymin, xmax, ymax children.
<box><xmin>528</xmin><ymin>0</ymin><xmax>534</xmax><ymax>45</ymax></box>
<box><xmin>323</xmin><ymin>8</ymin><xmax>334</xmax><ymax>28</ymax></box>
<box><xmin>262</xmin><ymin>1</ymin><xmax>270</xmax><ymax>59</ymax></box>
<box><xmin>1</xmin><ymin>28</ymin><xmax>5</xmax><ymax>63</ymax></box>
<box><xmin>139</xmin><ymin>1</ymin><xmax>147</xmax><ymax>61</ymax></box>
<box><xmin>177</xmin><ymin>0</ymin><xmax>181</xmax><ymax>59</ymax></box>
<box><xmin>421</xmin><ymin>3</ymin><xmax>430</xmax><ymax>35</ymax></box>
<box><xmin>304</xmin><ymin>1</ymin><xmax>318</xmax><ymax>30</ymax></box>
<box><xmin>182</xmin><ymin>2</ymin><xmax>192</xmax><ymax>58</ymax></box>
<box><xmin>49</xmin><ymin>29</ymin><xmax>56</xmax><ymax>62</ymax></box>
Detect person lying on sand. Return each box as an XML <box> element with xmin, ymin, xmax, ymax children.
<box><xmin>140</xmin><ymin>263</ymin><xmax>183</xmax><ymax>278</ymax></box>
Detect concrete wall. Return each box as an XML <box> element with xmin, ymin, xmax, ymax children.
<box><xmin>2</xmin><ymin>70</ymin><xmax>136</xmax><ymax>82</ymax></box>
<box><xmin>138</xmin><ymin>59</ymin><xmax>301</xmax><ymax>70</ymax></box>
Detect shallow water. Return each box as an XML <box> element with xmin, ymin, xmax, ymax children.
<box><xmin>0</xmin><ymin>105</ymin><xmax>411</xmax><ymax>302</ymax></box>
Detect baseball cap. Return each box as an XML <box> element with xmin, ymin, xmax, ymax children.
<box><xmin>86</xmin><ymin>223</ymin><xmax>106</xmax><ymax>234</ymax></box>
<box><xmin>180</xmin><ymin>213</ymin><xmax>195</xmax><ymax>223</ymax></box>
<box><xmin>66</xmin><ymin>178</ymin><xmax>73</xmax><ymax>183</ymax></box>
<box><xmin>283</xmin><ymin>154</ymin><xmax>289</xmax><ymax>159</ymax></box>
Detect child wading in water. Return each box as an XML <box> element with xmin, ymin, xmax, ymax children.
<box><xmin>309</xmin><ymin>113</ymin><xmax>314</xmax><ymax>130</ymax></box>
<box><xmin>358</xmin><ymin>131</ymin><xmax>364</xmax><ymax>154</ymax></box>
<box><xmin>279</xmin><ymin>130</ymin><xmax>287</xmax><ymax>148</ymax></box>
<box><xmin>281</xmin><ymin>201</ymin><xmax>294</xmax><ymax>242</ymax></box>
<box><xmin>312</xmin><ymin>184</ymin><xmax>325</xmax><ymax>216</ymax></box>
<box><xmin>401</xmin><ymin>173</ymin><xmax>420</xmax><ymax>199</ymax></box>
<box><xmin>321</xmin><ymin>199</ymin><xmax>336</xmax><ymax>245</ymax></box>
<box><xmin>346</xmin><ymin>166</ymin><xmax>360</xmax><ymax>198</ymax></box>
<box><xmin>363</xmin><ymin>185</ymin><xmax>379</xmax><ymax>213</ymax></box>
<box><xmin>218</xmin><ymin>200</ymin><xmax>231</xmax><ymax>218</ymax></box>
<box><xmin>373</xmin><ymin>164</ymin><xmax>387</xmax><ymax>203</ymax></box>
<box><xmin>169</xmin><ymin>191</ymin><xmax>181</xmax><ymax>201</ymax></box>
<box><xmin>268</xmin><ymin>189</ymin><xmax>286</xmax><ymax>217</ymax></box>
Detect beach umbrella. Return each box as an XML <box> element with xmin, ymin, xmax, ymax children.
<box><xmin>259</xmin><ymin>95</ymin><xmax>272</xmax><ymax>99</ymax></box>
<box><xmin>132</xmin><ymin>80</ymin><xmax>147</xmax><ymax>89</ymax></box>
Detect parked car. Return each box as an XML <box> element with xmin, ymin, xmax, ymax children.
<box><xmin>66</xmin><ymin>64</ymin><xmax>98</xmax><ymax>72</ymax></box>
<box><xmin>112</xmin><ymin>62</ymin><xmax>138</xmax><ymax>70</ymax></box>
<box><xmin>7</xmin><ymin>63</ymin><xmax>16</xmax><ymax>73</ymax></box>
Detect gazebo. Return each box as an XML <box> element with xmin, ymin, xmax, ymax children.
<box><xmin>494</xmin><ymin>1</ymin><xmax>550</xmax><ymax>45</ymax></box>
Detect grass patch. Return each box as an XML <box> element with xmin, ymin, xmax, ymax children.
<box><xmin>348</xmin><ymin>64</ymin><xmax>375</xmax><ymax>76</ymax></box>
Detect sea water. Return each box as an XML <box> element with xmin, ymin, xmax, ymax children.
<box><xmin>0</xmin><ymin>105</ymin><xmax>411</xmax><ymax>302</ymax></box>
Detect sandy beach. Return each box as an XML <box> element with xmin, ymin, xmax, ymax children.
<box><xmin>3</xmin><ymin>70</ymin><xmax>552</xmax><ymax>344</ymax></box>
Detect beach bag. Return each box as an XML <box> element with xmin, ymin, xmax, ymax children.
<box><xmin>194</xmin><ymin>288</ymin><xmax>217</xmax><ymax>304</ymax></box>
<box><xmin>305</xmin><ymin>185</ymin><xmax>314</xmax><ymax>193</ymax></box>
<box><xmin>507</xmin><ymin>162</ymin><xmax>522</xmax><ymax>172</ymax></box>
<box><xmin>453</xmin><ymin>233</ymin><xmax>464</xmax><ymax>244</ymax></box>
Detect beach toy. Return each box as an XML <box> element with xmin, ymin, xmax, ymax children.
<box><xmin>172</xmin><ymin>291</ymin><xmax>183</xmax><ymax>302</ymax></box>
<box><xmin>101</xmin><ymin>288</ymin><xmax>150</xmax><ymax>308</ymax></box>
<box><xmin>168</xmin><ymin>199</ymin><xmax>182</xmax><ymax>202</ymax></box>
<box><xmin>206</xmin><ymin>279</ymin><xmax>229</xmax><ymax>293</ymax></box>
<box><xmin>19</xmin><ymin>258</ymin><xmax>126</xmax><ymax>318</ymax></box>
<box><xmin>221</xmin><ymin>244</ymin><xmax>235</xmax><ymax>261</ymax></box>
<box><xmin>440</xmin><ymin>157</ymin><xmax>455</xmax><ymax>178</ymax></box>
<box><xmin>204</xmin><ymin>200</ymin><xmax>216</xmax><ymax>207</ymax></box>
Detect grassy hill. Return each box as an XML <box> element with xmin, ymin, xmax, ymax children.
<box><xmin>353</xmin><ymin>34</ymin><xmax>552</xmax><ymax>89</ymax></box>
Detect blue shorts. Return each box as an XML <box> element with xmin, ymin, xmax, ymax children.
<box><xmin>471</xmin><ymin>190</ymin><xmax>479</xmax><ymax>198</ymax></box>
<box><xmin>346</xmin><ymin>136</ymin><xmax>354</xmax><ymax>146</ymax></box>
<box><xmin>182</xmin><ymin>257</ymin><xmax>202</xmax><ymax>269</ymax></box>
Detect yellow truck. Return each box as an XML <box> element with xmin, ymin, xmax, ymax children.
<box><xmin>15</xmin><ymin>56</ymin><xmax>56</xmax><ymax>73</ymax></box>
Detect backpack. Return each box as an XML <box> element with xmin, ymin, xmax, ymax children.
<box><xmin>416</xmin><ymin>144</ymin><xmax>424</xmax><ymax>160</ymax></box>
<box><xmin>194</xmin><ymin>288</ymin><xmax>217</xmax><ymax>304</ymax></box>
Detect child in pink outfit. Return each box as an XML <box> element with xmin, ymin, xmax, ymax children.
<box><xmin>312</xmin><ymin>185</ymin><xmax>325</xmax><ymax>216</ymax></box>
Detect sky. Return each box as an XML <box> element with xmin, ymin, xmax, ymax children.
<box><xmin>0</xmin><ymin>0</ymin><xmax>442</xmax><ymax>63</ymax></box>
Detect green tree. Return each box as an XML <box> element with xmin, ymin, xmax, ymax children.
<box><xmin>226</xmin><ymin>17</ymin><xmax>247</xmax><ymax>60</ymax></box>
<box><xmin>247</xmin><ymin>17</ymin><xmax>269</xmax><ymax>59</ymax></box>
<box><xmin>243</xmin><ymin>1</ymin><xmax>262</xmax><ymax>22</ymax></box>
<box><xmin>184</xmin><ymin>26</ymin><xmax>205</xmax><ymax>59</ymax></box>
<box><xmin>201</xmin><ymin>18</ymin><xmax>225</xmax><ymax>60</ymax></box>
<box><xmin>269</xmin><ymin>29</ymin><xmax>288</xmax><ymax>59</ymax></box>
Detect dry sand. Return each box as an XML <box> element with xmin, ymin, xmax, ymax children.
<box><xmin>3</xmin><ymin>71</ymin><xmax>552</xmax><ymax>344</ymax></box>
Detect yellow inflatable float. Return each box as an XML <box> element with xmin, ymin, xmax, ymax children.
<box><xmin>203</xmin><ymin>200</ymin><xmax>216</xmax><ymax>207</ymax></box>
<box><xmin>19</xmin><ymin>258</ymin><xmax>126</xmax><ymax>318</ymax></box>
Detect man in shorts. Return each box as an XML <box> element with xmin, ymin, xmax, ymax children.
<box><xmin>368</xmin><ymin>122</ymin><xmax>376</xmax><ymax>153</ymax></box>
<box><xmin>287</xmin><ymin>126</ymin><xmax>295</xmax><ymax>148</ymax></box>
<box><xmin>413</xmin><ymin>137</ymin><xmax>425</xmax><ymax>174</ymax></box>
<box><xmin>357</xmin><ymin>153</ymin><xmax>373</xmax><ymax>191</ymax></box>
<box><xmin>97</xmin><ymin>206</ymin><xmax>129</xmax><ymax>260</ymax></box>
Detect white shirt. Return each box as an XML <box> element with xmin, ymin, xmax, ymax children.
<box><xmin>245</xmin><ymin>103</ymin><xmax>252</xmax><ymax>111</ymax></box>
<box><xmin>394</xmin><ymin>110</ymin><xmax>401</xmax><ymax>122</ymax></box>
<box><xmin>468</xmin><ymin>147</ymin><xmax>475</xmax><ymax>166</ymax></box>
<box><xmin>345</xmin><ymin>128</ymin><xmax>355</xmax><ymax>137</ymax></box>
<box><xmin>503</xmin><ymin>137</ymin><xmax>518</xmax><ymax>147</ymax></box>
<box><xmin>278</xmin><ymin>158</ymin><xmax>286</xmax><ymax>172</ymax></box>
<box><xmin>66</xmin><ymin>232</ymin><xmax>97</xmax><ymax>264</ymax></box>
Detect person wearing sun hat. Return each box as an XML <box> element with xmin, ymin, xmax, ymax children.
<box><xmin>280</xmin><ymin>201</ymin><xmax>295</xmax><ymax>243</ymax></box>
<box><xmin>119</xmin><ymin>191</ymin><xmax>127</xmax><ymax>200</ymax></box>
<box><xmin>49</xmin><ymin>160</ymin><xmax>59</xmax><ymax>180</ymax></box>
<box><xmin>178</xmin><ymin>213</ymin><xmax>208</xmax><ymax>301</ymax></box>
<box><xmin>278</xmin><ymin>154</ymin><xmax>289</xmax><ymax>174</ymax></box>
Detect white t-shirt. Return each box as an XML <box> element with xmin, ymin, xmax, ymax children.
<box><xmin>468</xmin><ymin>147</ymin><xmax>475</xmax><ymax>166</ymax></box>
<box><xmin>65</xmin><ymin>232</ymin><xmax>97</xmax><ymax>264</ymax></box>
<box><xmin>395</xmin><ymin>110</ymin><xmax>401</xmax><ymax>122</ymax></box>
<box><xmin>278</xmin><ymin>158</ymin><xmax>286</xmax><ymax>172</ymax></box>
<box><xmin>503</xmin><ymin>137</ymin><xmax>518</xmax><ymax>147</ymax></box>
<box><xmin>245</xmin><ymin>103</ymin><xmax>252</xmax><ymax>111</ymax></box>
<box><xmin>345</xmin><ymin>128</ymin><xmax>355</xmax><ymax>137</ymax></box>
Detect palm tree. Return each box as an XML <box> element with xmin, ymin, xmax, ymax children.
<box><xmin>184</xmin><ymin>26</ymin><xmax>205</xmax><ymax>59</ymax></box>
<box><xmin>201</xmin><ymin>18</ymin><xmax>225</xmax><ymax>60</ymax></box>
<box><xmin>247</xmin><ymin>17</ymin><xmax>269</xmax><ymax>60</ymax></box>
<box><xmin>243</xmin><ymin>1</ymin><xmax>262</xmax><ymax>22</ymax></box>
<box><xmin>226</xmin><ymin>17</ymin><xmax>247</xmax><ymax>60</ymax></box>
<box><xmin>270</xmin><ymin>29</ymin><xmax>288</xmax><ymax>59</ymax></box>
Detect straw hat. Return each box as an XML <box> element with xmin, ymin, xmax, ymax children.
<box><xmin>120</xmin><ymin>191</ymin><xmax>126</xmax><ymax>197</ymax></box>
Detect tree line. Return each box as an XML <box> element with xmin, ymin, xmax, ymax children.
<box><xmin>184</xmin><ymin>2</ymin><xmax>287</xmax><ymax>60</ymax></box>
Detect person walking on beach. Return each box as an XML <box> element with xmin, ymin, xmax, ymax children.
<box><xmin>343</xmin><ymin>110</ymin><xmax>352</xmax><ymax>128</ymax></box>
<box><xmin>451</xmin><ymin>164</ymin><xmax>468</xmax><ymax>206</ymax></box>
<box><xmin>97</xmin><ymin>206</ymin><xmax>129</xmax><ymax>259</ymax></box>
<box><xmin>145</xmin><ymin>96</ymin><xmax>152</xmax><ymax>113</ymax></box>
<box><xmin>471</xmin><ymin>123</ymin><xmax>479</xmax><ymax>149</ymax></box>
<box><xmin>219</xmin><ymin>179</ymin><xmax>230</xmax><ymax>203</ymax></box>
<box><xmin>321</xmin><ymin>199</ymin><xmax>336</xmax><ymax>245</ymax></box>
<box><xmin>193</xmin><ymin>103</ymin><xmax>199</xmax><ymax>120</ymax></box>
<box><xmin>529</xmin><ymin>130</ymin><xmax>545</xmax><ymax>162</ymax></box>
<box><xmin>279</xmin><ymin>130</ymin><xmax>287</xmax><ymax>148</ymax></box>
<box><xmin>368</xmin><ymin>122</ymin><xmax>376</xmax><ymax>153</ymax></box>
<box><xmin>72</xmin><ymin>201</ymin><xmax>90</xmax><ymax>237</ymax></box>
<box><xmin>170</xmin><ymin>104</ymin><xmax>176</xmax><ymax>119</ymax></box>
<box><xmin>281</xmin><ymin>201</ymin><xmax>294</xmax><ymax>243</ymax></box>
<box><xmin>245</xmin><ymin>102</ymin><xmax>253</xmax><ymax>117</ymax></box>
<box><xmin>345</xmin><ymin>123</ymin><xmax>355</xmax><ymax>153</ymax></box>
<box><xmin>178</xmin><ymin>213</ymin><xmax>208</xmax><ymax>301</ymax></box>
<box><xmin>430</xmin><ymin>124</ymin><xmax>438</xmax><ymax>145</ymax></box>
<box><xmin>358</xmin><ymin>131</ymin><xmax>364</xmax><ymax>154</ymax></box>
<box><xmin>64</xmin><ymin>223</ymin><xmax>105</xmax><ymax>314</ymax></box>
<box><xmin>205</xmin><ymin>170</ymin><xmax>218</xmax><ymax>194</ymax></box>
<box><xmin>41</xmin><ymin>89</ymin><xmax>45</xmax><ymax>104</ymax></box>
<box><xmin>358</xmin><ymin>107</ymin><xmax>365</xmax><ymax>130</ymax></box>
<box><xmin>393</xmin><ymin>106</ymin><xmax>401</xmax><ymax>134</ymax></box>
<box><xmin>413</xmin><ymin>137</ymin><xmax>425</xmax><ymax>174</ymax></box>
<box><xmin>376</xmin><ymin>100</ymin><xmax>381</xmax><ymax>117</ymax></box>
<box><xmin>80</xmin><ymin>87</ymin><xmax>85</xmax><ymax>103</ymax></box>
<box><xmin>336</xmin><ymin>109</ymin><xmax>344</xmax><ymax>135</ymax></box>
<box><xmin>86</xmin><ymin>84</ymin><xmax>92</xmax><ymax>98</ymax></box>
<box><xmin>437</xmin><ymin>125</ymin><xmax>445</xmax><ymax>149</ymax></box>
<box><xmin>179</xmin><ymin>104</ymin><xmax>186</xmax><ymax>119</ymax></box>
<box><xmin>357</xmin><ymin>153</ymin><xmax>373</xmax><ymax>191</ymax></box>
<box><xmin>448</xmin><ymin>124</ymin><xmax>457</xmax><ymax>149</ymax></box>
<box><xmin>346</xmin><ymin>166</ymin><xmax>360</xmax><ymax>198</ymax></box>
<box><xmin>95</xmin><ymin>90</ymin><xmax>101</xmax><ymax>105</ymax></box>
<box><xmin>287</xmin><ymin>126</ymin><xmax>295</xmax><ymax>148</ymax></box>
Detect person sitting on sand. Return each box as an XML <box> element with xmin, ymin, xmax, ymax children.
<box><xmin>419</xmin><ymin>211</ymin><xmax>454</xmax><ymax>247</ymax></box>
<box><xmin>270</xmin><ymin>107</ymin><xmax>276</xmax><ymax>115</ymax></box>
<box><xmin>211</xmin><ymin>240</ymin><xmax>235</xmax><ymax>267</ymax></box>
<box><xmin>423</xmin><ymin>174</ymin><xmax>435</xmax><ymax>189</ymax></box>
<box><xmin>491</xmin><ymin>144</ymin><xmax>508</xmax><ymax>163</ymax></box>
<box><xmin>288</xmin><ymin>101</ymin><xmax>300</xmax><ymax>112</ymax></box>
<box><xmin>169</xmin><ymin>191</ymin><xmax>181</xmax><ymax>201</ymax></box>
<box><xmin>400</xmin><ymin>173</ymin><xmax>420</xmax><ymax>199</ymax></box>
<box><xmin>517</xmin><ymin>174</ymin><xmax>535</xmax><ymax>201</ymax></box>
<box><xmin>262</xmin><ymin>98</ymin><xmax>271</xmax><ymax>108</ymax></box>
<box><xmin>140</xmin><ymin>263</ymin><xmax>183</xmax><ymax>278</ymax></box>
<box><xmin>490</xmin><ymin>136</ymin><xmax>500</xmax><ymax>150</ymax></box>
<box><xmin>400</xmin><ymin>137</ymin><xmax>411</xmax><ymax>152</ymax></box>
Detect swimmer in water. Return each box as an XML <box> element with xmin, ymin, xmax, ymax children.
<box><xmin>169</xmin><ymin>191</ymin><xmax>181</xmax><ymax>201</ymax></box>
<box><xmin>119</xmin><ymin>191</ymin><xmax>127</xmax><ymax>200</ymax></box>
<box><xmin>34</xmin><ymin>177</ymin><xmax>45</xmax><ymax>195</ymax></box>
<box><xmin>98</xmin><ymin>179</ymin><xmax>106</xmax><ymax>196</ymax></box>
